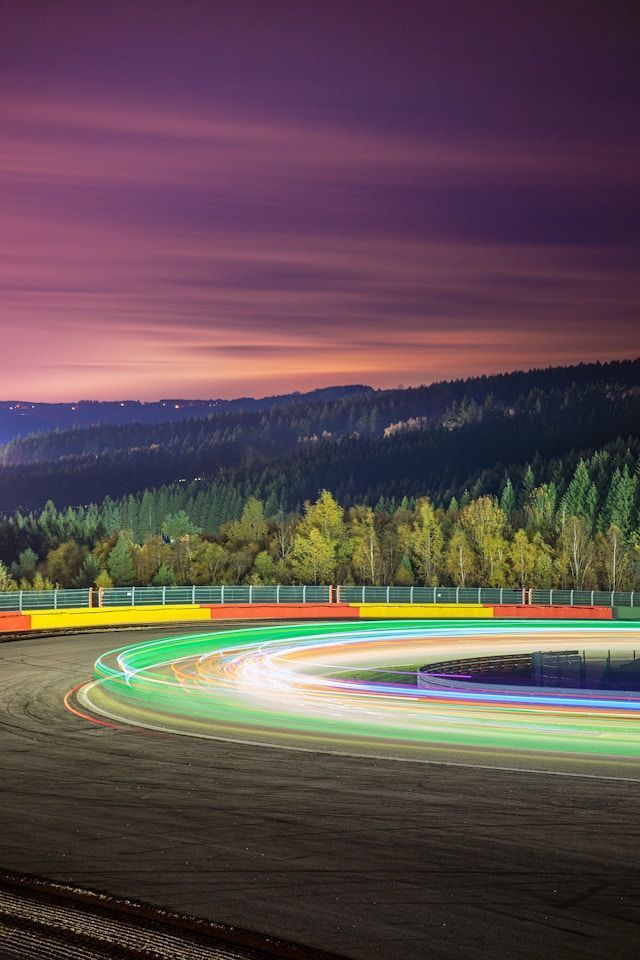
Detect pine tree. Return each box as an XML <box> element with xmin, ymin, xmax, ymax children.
<box><xmin>560</xmin><ymin>461</ymin><xmax>592</xmax><ymax>523</ymax></box>
<box><xmin>153</xmin><ymin>564</ymin><xmax>177</xmax><ymax>586</ymax></box>
<box><xmin>107</xmin><ymin>535</ymin><xmax>136</xmax><ymax>586</ymax></box>
<box><xmin>77</xmin><ymin>553</ymin><xmax>101</xmax><ymax>587</ymax></box>
<box><xmin>601</xmin><ymin>466</ymin><xmax>638</xmax><ymax>538</ymax></box>
<box><xmin>499</xmin><ymin>477</ymin><xmax>516</xmax><ymax>522</ymax></box>
<box><xmin>519</xmin><ymin>465</ymin><xmax>535</xmax><ymax>509</ymax></box>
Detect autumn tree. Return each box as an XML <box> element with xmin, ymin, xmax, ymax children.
<box><xmin>291</xmin><ymin>527</ymin><xmax>336</xmax><ymax>584</ymax></box>
<box><xmin>595</xmin><ymin>525</ymin><xmax>633</xmax><ymax>592</ymax></box>
<box><xmin>348</xmin><ymin>506</ymin><xmax>381</xmax><ymax>584</ymax></box>
<box><xmin>226</xmin><ymin>498</ymin><xmax>268</xmax><ymax>548</ymax></box>
<box><xmin>46</xmin><ymin>540</ymin><xmax>88</xmax><ymax>587</ymax></box>
<box><xmin>0</xmin><ymin>560</ymin><xmax>16</xmax><ymax>591</ymax></box>
<box><xmin>191</xmin><ymin>540</ymin><xmax>227</xmax><ymax>584</ymax></box>
<box><xmin>408</xmin><ymin>498</ymin><xmax>443</xmax><ymax>585</ymax></box>
<box><xmin>557</xmin><ymin>516</ymin><xmax>595</xmax><ymax>589</ymax></box>
<box><xmin>458</xmin><ymin>497</ymin><xmax>508</xmax><ymax>585</ymax></box>
<box><xmin>446</xmin><ymin>528</ymin><xmax>475</xmax><ymax>586</ymax></box>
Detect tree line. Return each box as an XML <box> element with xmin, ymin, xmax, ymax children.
<box><xmin>0</xmin><ymin>456</ymin><xmax>638</xmax><ymax>592</ymax></box>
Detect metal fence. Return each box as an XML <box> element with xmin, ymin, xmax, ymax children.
<box><xmin>0</xmin><ymin>588</ymin><xmax>92</xmax><ymax>612</ymax></box>
<box><xmin>100</xmin><ymin>585</ymin><xmax>331</xmax><ymax>606</ymax></box>
<box><xmin>337</xmin><ymin>586</ymin><xmax>526</xmax><ymax>604</ymax></box>
<box><xmin>0</xmin><ymin>584</ymin><xmax>637</xmax><ymax>612</ymax></box>
<box><xmin>529</xmin><ymin>589</ymin><xmax>637</xmax><ymax>607</ymax></box>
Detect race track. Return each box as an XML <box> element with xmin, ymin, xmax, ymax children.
<box><xmin>1</xmin><ymin>623</ymin><xmax>640</xmax><ymax>960</ymax></box>
<box><xmin>78</xmin><ymin>620</ymin><xmax>640</xmax><ymax>776</ymax></box>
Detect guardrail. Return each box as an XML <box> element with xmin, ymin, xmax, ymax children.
<box><xmin>0</xmin><ymin>588</ymin><xmax>92</xmax><ymax>612</ymax></box>
<box><xmin>0</xmin><ymin>584</ymin><xmax>636</xmax><ymax>613</ymax></box>
<box><xmin>338</xmin><ymin>586</ymin><xmax>638</xmax><ymax>606</ymax></box>
<box><xmin>529</xmin><ymin>589</ymin><xmax>637</xmax><ymax>607</ymax></box>
<box><xmin>99</xmin><ymin>585</ymin><xmax>332</xmax><ymax>606</ymax></box>
<box><xmin>337</xmin><ymin>586</ymin><xmax>526</xmax><ymax>604</ymax></box>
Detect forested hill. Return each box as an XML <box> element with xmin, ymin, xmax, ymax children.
<box><xmin>1</xmin><ymin>358</ymin><xmax>640</xmax><ymax>590</ymax></box>
<box><xmin>0</xmin><ymin>384</ymin><xmax>371</xmax><ymax>444</ymax></box>
<box><xmin>0</xmin><ymin>358</ymin><xmax>638</xmax><ymax>513</ymax></box>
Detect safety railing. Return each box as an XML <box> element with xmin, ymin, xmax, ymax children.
<box><xmin>337</xmin><ymin>586</ymin><xmax>526</xmax><ymax>604</ymax></box>
<box><xmin>99</xmin><ymin>585</ymin><xmax>332</xmax><ymax>606</ymax></box>
<box><xmin>529</xmin><ymin>589</ymin><xmax>637</xmax><ymax>607</ymax></box>
<box><xmin>0</xmin><ymin>588</ymin><xmax>92</xmax><ymax>612</ymax></box>
<box><xmin>0</xmin><ymin>585</ymin><xmax>636</xmax><ymax>613</ymax></box>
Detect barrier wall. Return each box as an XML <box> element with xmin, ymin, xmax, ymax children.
<box><xmin>208</xmin><ymin>603</ymin><xmax>353</xmax><ymax>621</ymax></box>
<box><xmin>0</xmin><ymin>611</ymin><xmax>32</xmax><ymax>632</ymax></box>
<box><xmin>613</xmin><ymin>607</ymin><xmax>640</xmax><ymax>621</ymax></box>
<box><xmin>0</xmin><ymin>601</ymin><xmax>632</xmax><ymax>637</ymax></box>
<box><xmin>27</xmin><ymin>605</ymin><xmax>212</xmax><ymax>631</ymax></box>
<box><xmin>354</xmin><ymin>603</ymin><xmax>493</xmax><ymax>619</ymax></box>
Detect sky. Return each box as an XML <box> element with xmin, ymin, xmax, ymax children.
<box><xmin>1</xmin><ymin>0</ymin><xmax>638</xmax><ymax>401</ymax></box>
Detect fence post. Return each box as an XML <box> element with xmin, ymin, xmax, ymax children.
<box><xmin>433</xmin><ymin>587</ymin><xmax>437</xmax><ymax>604</ymax></box>
<box><xmin>500</xmin><ymin>588</ymin><xmax>503</xmax><ymax>604</ymax></box>
<box><xmin>456</xmin><ymin>587</ymin><xmax>459</xmax><ymax>604</ymax></box>
<box><xmin>162</xmin><ymin>586</ymin><xmax>166</xmax><ymax>606</ymax></box>
<box><xmin>54</xmin><ymin>589</ymin><xmax>58</xmax><ymax>610</ymax></box>
<box><xmin>19</xmin><ymin>590</ymin><xmax>23</xmax><ymax>613</ymax></box>
<box><xmin>336</xmin><ymin>585</ymin><xmax>341</xmax><ymax>604</ymax></box>
<box><xmin>131</xmin><ymin>586</ymin><xmax>135</xmax><ymax>606</ymax></box>
<box><xmin>477</xmin><ymin>588</ymin><xmax>481</xmax><ymax>604</ymax></box>
<box><xmin>221</xmin><ymin>585</ymin><xmax>225</xmax><ymax>605</ymax></box>
<box><xmin>631</xmin><ymin>591</ymin><xmax>635</xmax><ymax>608</ymax></box>
<box><xmin>362</xmin><ymin>586</ymin><xmax>365</xmax><ymax>603</ymax></box>
<box><xmin>386</xmin><ymin>586</ymin><xmax>390</xmax><ymax>604</ymax></box>
<box><xmin>98</xmin><ymin>587</ymin><xmax>104</xmax><ymax>608</ymax></box>
<box><xmin>192</xmin><ymin>584</ymin><xmax>196</xmax><ymax>605</ymax></box>
<box><xmin>302</xmin><ymin>585</ymin><xmax>306</xmax><ymax>604</ymax></box>
<box><xmin>591</xmin><ymin>590</ymin><xmax>594</xmax><ymax>607</ymax></box>
<box><xmin>611</xmin><ymin>591</ymin><xmax>614</xmax><ymax>607</ymax></box>
<box><xmin>550</xmin><ymin>589</ymin><xmax>554</xmax><ymax>606</ymax></box>
<box><xmin>410</xmin><ymin>586</ymin><xmax>414</xmax><ymax>604</ymax></box>
<box><xmin>570</xmin><ymin>590</ymin><xmax>574</xmax><ymax>606</ymax></box>
<box><xmin>249</xmin><ymin>585</ymin><xmax>253</xmax><ymax>604</ymax></box>
<box><xmin>277</xmin><ymin>585</ymin><xmax>281</xmax><ymax>604</ymax></box>
<box><xmin>88</xmin><ymin>587</ymin><xmax>93</xmax><ymax>608</ymax></box>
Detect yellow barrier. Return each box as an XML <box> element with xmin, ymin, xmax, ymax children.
<box><xmin>21</xmin><ymin>602</ymin><xmax>493</xmax><ymax>633</ymax></box>
<box><xmin>353</xmin><ymin>603</ymin><xmax>493</xmax><ymax>619</ymax></box>
<box><xmin>28</xmin><ymin>605</ymin><xmax>211</xmax><ymax>630</ymax></box>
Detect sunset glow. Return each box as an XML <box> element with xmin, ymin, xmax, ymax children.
<box><xmin>1</xmin><ymin>2</ymin><xmax>638</xmax><ymax>400</ymax></box>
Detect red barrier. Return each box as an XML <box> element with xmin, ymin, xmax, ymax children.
<box><xmin>207</xmin><ymin>603</ymin><xmax>356</xmax><ymax>620</ymax></box>
<box><xmin>494</xmin><ymin>605</ymin><xmax>613</xmax><ymax>620</ymax></box>
<box><xmin>0</xmin><ymin>611</ymin><xmax>32</xmax><ymax>633</ymax></box>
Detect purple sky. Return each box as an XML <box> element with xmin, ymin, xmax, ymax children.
<box><xmin>1</xmin><ymin>1</ymin><xmax>638</xmax><ymax>400</ymax></box>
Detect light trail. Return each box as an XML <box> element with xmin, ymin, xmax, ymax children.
<box><xmin>75</xmin><ymin>620</ymin><xmax>640</xmax><ymax>767</ymax></box>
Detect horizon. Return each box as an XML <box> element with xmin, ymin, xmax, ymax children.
<box><xmin>1</xmin><ymin>355</ymin><xmax>639</xmax><ymax>406</ymax></box>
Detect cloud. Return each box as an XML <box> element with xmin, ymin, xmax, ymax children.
<box><xmin>0</xmin><ymin>93</ymin><xmax>638</xmax><ymax>400</ymax></box>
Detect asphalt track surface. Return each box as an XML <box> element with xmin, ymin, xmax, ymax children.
<box><xmin>1</xmin><ymin>625</ymin><xmax>640</xmax><ymax>960</ymax></box>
